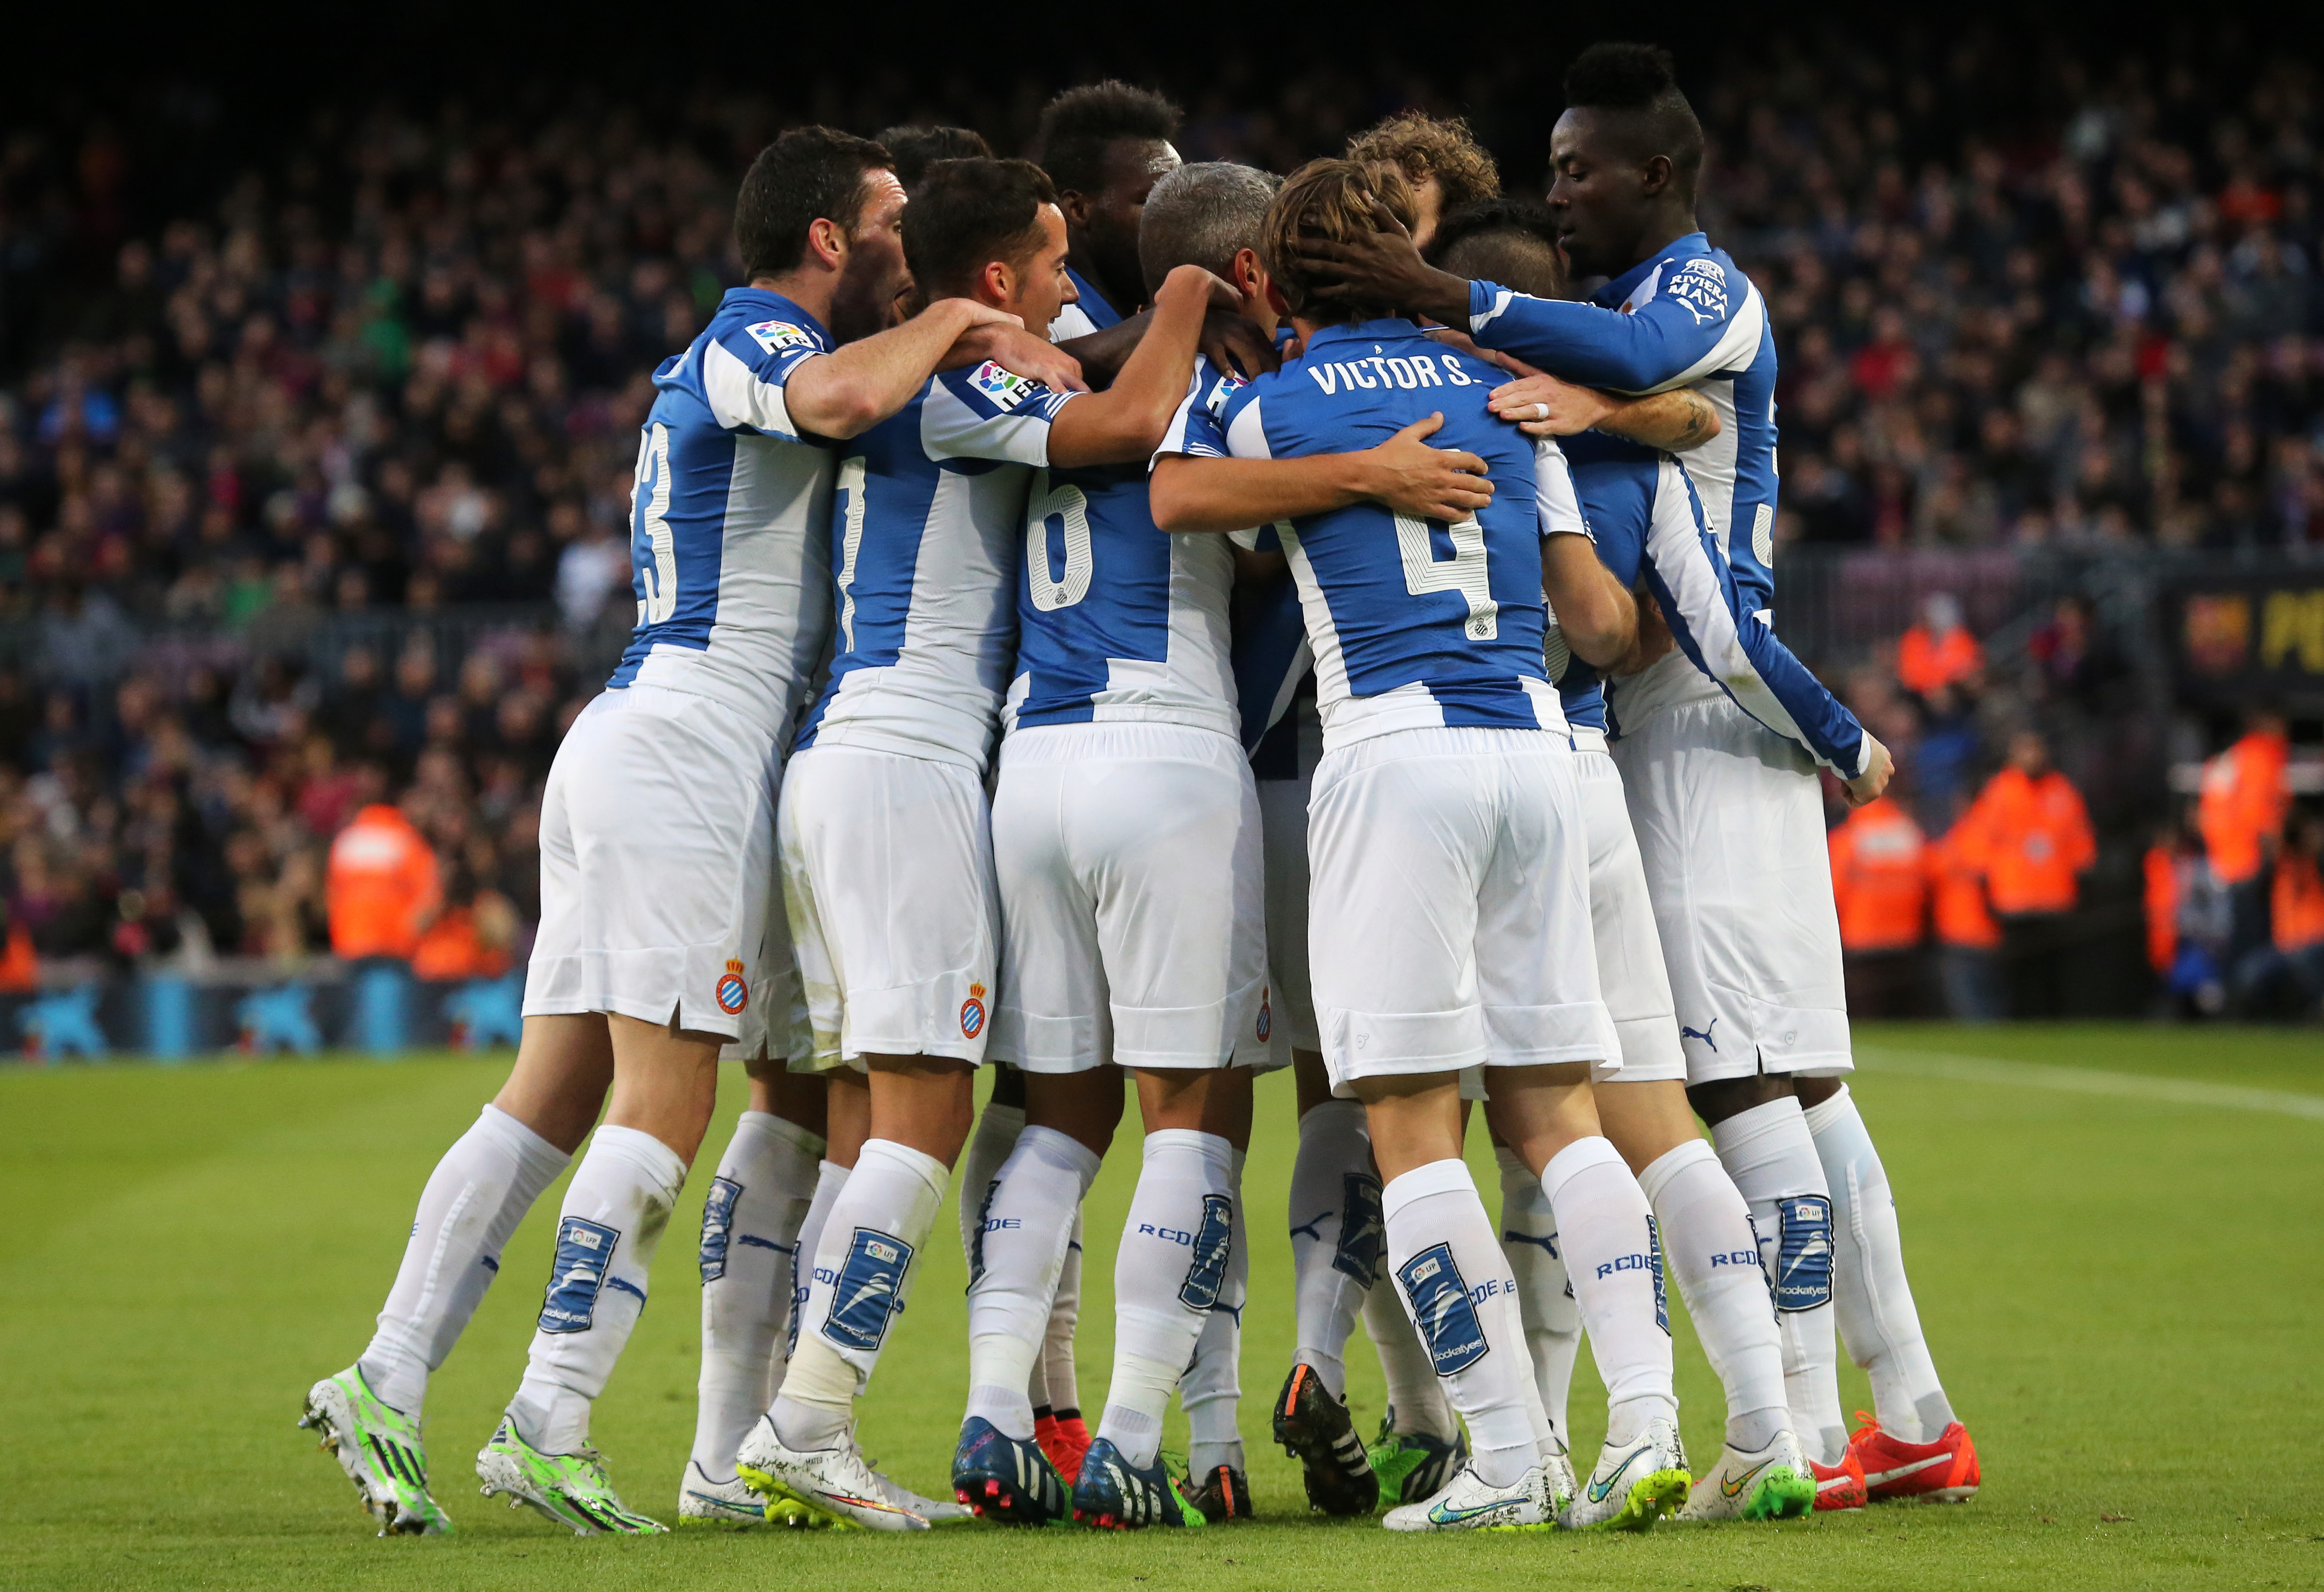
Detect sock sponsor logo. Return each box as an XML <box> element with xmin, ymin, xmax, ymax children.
<box><xmin>1774</xmin><ymin>1194</ymin><xmax>1833</xmax><ymax>1312</ymax></box>
<box><xmin>1176</xmin><ymin>1193</ymin><xmax>1236</xmax><ymax>1312</ymax></box>
<box><xmin>537</xmin><ymin>1215</ymin><xmax>621</xmax><ymax>1334</ymax></box>
<box><xmin>1592</xmin><ymin>1254</ymin><xmax>1656</xmax><ymax>1279</ymax></box>
<box><xmin>1398</xmin><ymin>1243</ymin><xmax>1489</xmax><ymax>1376</ymax></box>
<box><xmin>1501</xmin><ymin>1228</ymin><xmax>1560</xmax><ymax>1259</ymax></box>
<box><xmin>699</xmin><ymin>1177</ymin><xmax>741</xmax><ymax>1283</ymax></box>
<box><xmin>822</xmin><ymin>1227</ymin><xmax>914</xmax><ymax>1353</ymax></box>
<box><xmin>1709</xmin><ymin>1249</ymin><xmax>1760</xmax><ymax>1268</ymax></box>
<box><xmin>1646</xmin><ymin>1215</ymin><xmax>1670</xmax><ymax>1335</ymax></box>
<box><xmin>1333</xmin><ymin>1172</ymin><xmax>1385</xmax><ymax>1285</ymax></box>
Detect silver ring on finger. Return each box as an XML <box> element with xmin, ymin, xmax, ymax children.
<box><xmin>1532</xmin><ymin>402</ymin><xmax>1549</xmax><ymax>420</ymax></box>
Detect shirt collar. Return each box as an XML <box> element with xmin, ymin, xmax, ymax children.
<box><xmin>1301</xmin><ymin>316</ymin><xmax>1425</xmax><ymax>350</ymax></box>
<box><xmin>1592</xmin><ymin>232</ymin><xmax>1713</xmax><ymax>309</ymax></box>
<box><xmin>720</xmin><ymin>286</ymin><xmax>832</xmax><ymax>343</ymax></box>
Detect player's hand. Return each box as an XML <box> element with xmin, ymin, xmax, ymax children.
<box><xmin>1489</xmin><ymin>373</ymin><xmax>1621</xmax><ymax>438</ymax></box>
<box><xmin>1155</xmin><ymin>263</ymin><xmax>1242</xmax><ymax>313</ymax></box>
<box><xmin>941</xmin><ymin>318</ymin><xmax>1091</xmax><ymax>393</ymax></box>
<box><xmin>1613</xmin><ymin>587</ymin><xmax>1675</xmax><ymax>675</ymax></box>
<box><xmin>1357</xmin><ymin>413</ymin><xmax>1493</xmax><ymax>522</ymax></box>
<box><xmin>1843</xmin><ymin>734</ymin><xmax>1894</xmax><ymax>808</ymax></box>
<box><xmin>1199</xmin><ymin>311</ymin><xmax>1280</xmax><ymax>382</ymax></box>
<box><xmin>1291</xmin><ymin>199</ymin><xmax>1471</xmax><ymax>324</ymax></box>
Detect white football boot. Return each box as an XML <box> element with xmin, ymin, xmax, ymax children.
<box><xmin>1674</xmin><ymin>1428</ymin><xmax>1816</xmax><ymax>1522</ymax></box>
<box><xmin>676</xmin><ymin>1458</ymin><xmax>817</xmax><ymax>1527</ymax></box>
<box><xmin>1560</xmin><ymin>1413</ymin><xmax>1690</xmax><ymax>1531</ymax></box>
<box><xmin>1383</xmin><ymin>1458</ymin><xmax>1555</xmax><ymax>1532</ymax></box>
<box><xmin>734</xmin><ymin>1415</ymin><xmax>929</xmax><ymax>1531</ymax></box>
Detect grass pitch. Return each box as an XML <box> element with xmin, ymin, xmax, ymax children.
<box><xmin>3</xmin><ymin>1023</ymin><xmax>2319</xmax><ymax>1591</ymax></box>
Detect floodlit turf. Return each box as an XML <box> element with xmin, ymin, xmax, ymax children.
<box><xmin>3</xmin><ymin>1023</ymin><xmax>2319</xmax><ymax>1590</ymax></box>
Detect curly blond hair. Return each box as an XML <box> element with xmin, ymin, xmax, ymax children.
<box><xmin>1345</xmin><ymin>113</ymin><xmax>1502</xmax><ymax>213</ymax></box>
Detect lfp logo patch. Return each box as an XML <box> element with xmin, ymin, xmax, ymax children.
<box><xmin>745</xmin><ymin>319</ymin><xmax>814</xmax><ymax>354</ymax></box>
<box><xmin>968</xmin><ymin>361</ymin><xmax>1039</xmax><ymax>411</ymax></box>
<box><xmin>960</xmin><ymin>981</ymin><xmax>987</xmax><ymax>1038</ymax></box>
<box><xmin>716</xmin><ymin>959</ymin><xmax>749</xmax><ymax>1016</ymax></box>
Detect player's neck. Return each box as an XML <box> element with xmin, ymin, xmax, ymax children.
<box><xmin>1616</xmin><ymin>209</ymin><xmax>1702</xmax><ymax>275</ymax></box>
<box><xmin>752</xmin><ymin>268</ymin><xmax>839</xmax><ymax>328</ymax></box>
<box><xmin>1063</xmin><ymin>243</ymin><xmax>1127</xmax><ymax>317</ymax></box>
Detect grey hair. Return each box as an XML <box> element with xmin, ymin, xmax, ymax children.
<box><xmin>1139</xmin><ymin>161</ymin><xmax>1282</xmax><ymax>294</ymax></box>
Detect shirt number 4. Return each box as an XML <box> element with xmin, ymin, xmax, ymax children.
<box><xmin>1395</xmin><ymin>512</ymin><xmax>1497</xmax><ymax>639</ymax></box>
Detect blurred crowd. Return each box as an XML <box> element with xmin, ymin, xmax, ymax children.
<box><xmin>0</xmin><ymin>32</ymin><xmax>2318</xmax><ymax>995</ymax></box>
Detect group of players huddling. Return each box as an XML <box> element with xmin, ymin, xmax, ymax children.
<box><xmin>299</xmin><ymin>43</ymin><xmax>1983</xmax><ymax>1538</ymax></box>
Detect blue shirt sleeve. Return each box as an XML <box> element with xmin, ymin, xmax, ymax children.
<box><xmin>1466</xmin><ymin>270</ymin><xmax>1736</xmax><ymax>395</ymax></box>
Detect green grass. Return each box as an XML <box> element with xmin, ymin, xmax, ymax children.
<box><xmin>3</xmin><ymin>1022</ymin><xmax>2320</xmax><ymax>1590</ymax></box>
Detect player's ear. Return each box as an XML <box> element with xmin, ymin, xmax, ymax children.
<box><xmin>1056</xmin><ymin>188</ymin><xmax>1094</xmax><ymax>231</ymax></box>
<box><xmin>1232</xmin><ymin>247</ymin><xmax>1266</xmax><ymax>300</ymax></box>
<box><xmin>1639</xmin><ymin>153</ymin><xmax>1673</xmax><ymax>200</ymax></box>
<box><xmin>979</xmin><ymin>256</ymin><xmax>1015</xmax><ymax>310</ymax></box>
<box><xmin>805</xmin><ymin>216</ymin><xmax>849</xmax><ymax>273</ymax></box>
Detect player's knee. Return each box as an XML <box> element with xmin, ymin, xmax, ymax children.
<box><xmin>1685</xmin><ymin>1072</ymin><xmax>1797</xmax><ymax>1127</ymax></box>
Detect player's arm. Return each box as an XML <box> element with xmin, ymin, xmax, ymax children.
<box><xmin>1045</xmin><ymin>267</ymin><xmax>1233</xmax><ymax>467</ymax></box>
<box><xmin>942</xmin><ymin>320</ymin><xmax>1089</xmax><ymax>397</ymax></box>
<box><xmin>1542</xmin><ymin>534</ymin><xmax>1636</xmax><ymax>668</ymax></box>
<box><xmin>1488</xmin><ymin>372</ymin><xmax>1720</xmax><ymax>450</ymax></box>
<box><xmin>783</xmin><ymin>298</ymin><xmax>1031</xmax><ymax>438</ymax></box>
<box><xmin>1150</xmin><ymin>414</ymin><xmax>1493</xmax><ymax>533</ymax></box>
<box><xmin>1056</xmin><ymin>308</ymin><xmax>1280</xmax><ymax>389</ymax></box>
<box><xmin>1638</xmin><ymin>474</ymin><xmax>1889</xmax><ymax>802</ymax></box>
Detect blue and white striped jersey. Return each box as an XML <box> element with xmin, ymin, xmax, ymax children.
<box><xmin>609</xmin><ymin>287</ymin><xmax>837</xmax><ymax>738</ymax></box>
<box><xmin>1046</xmin><ymin>265</ymin><xmax>1124</xmax><ymax>343</ymax></box>
<box><xmin>795</xmin><ymin>361</ymin><xmax>1076</xmax><ymax>774</ymax></box>
<box><xmin>1556</xmin><ymin>432</ymin><xmax>1868</xmax><ymax>776</ymax></box>
<box><xmin>1005</xmin><ymin>356</ymin><xmax>1239</xmax><ymax>739</ymax></box>
<box><xmin>1164</xmin><ymin>317</ymin><xmax>1580</xmax><ymax>751</ymax></box>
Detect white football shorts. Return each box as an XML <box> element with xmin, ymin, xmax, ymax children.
<box><xmin>778</xmin><ymin>744</ymin><xmax>1000</xmax><ymax>1072</ymax></box>
<box><xmin>1574</xmin><ymin>733</ymin><xmax>1685</xmax><ymax>1083</ymax></box>
<box><xmin>1308</xmin><ymin>725</ymin><xmax>1616</xmax><ymax>1090</ymax></box>
<box><xmin>989</xmin><ymin>722</ymin><xmax>1267</xmax><ymax>1073</ymax></box>
<box><xmin>524</xmin><ymin>683</ymin><xmax>790</xmax><ymax>1054</ymax></box>
<box><xmin>1257</xmin><ymin>697</ymin><xmax>1323</xmax><ymax>1061</ymax></box>
<box><xmin>1612</xmin><ymin>694</ymin><xmax>1853</xmax><ymax>1084</ymax></box>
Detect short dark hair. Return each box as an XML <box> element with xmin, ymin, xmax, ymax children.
<box><xmin>1139</xmin><ymin>162</ymin><xmax>1280</xmax><ymax>294</ymax></box>
<box><xmin>1346</xmin><ymin>113</ymin><xmax>1502</xmax><ymax>213</ymax></box>
<box><xmin>734</xmin><ymin>127</ymin><xmax>893</xmax><ymax>282</ymax></box>
<box><xmin>1261</xmin><ymin>158</ymin><xmax>1419</xmax><ymax>325</ymax></box>
<box><xmin>1563</xmin><ymin>42</ymin><xmax>1704</xmax><ymax>200</ymax></box>
<box><xmin>903</xmin><ymin>158</ymin><xmax>1059</xmax><ymax>302</ymax></box>
<box><xmin>1036</xmin><ymin>81</ymin><xmax>1181</xmax><ymax>196</ymax></box>
<box><xmin>873</xmin><ymin>124</ymin><xmax>995</xmax><ymax>191</ymax></box>
<box><xmin>1426</xmin><ymin>198</ymin><xmax>1566</xmax><ymax>298</ymax></box>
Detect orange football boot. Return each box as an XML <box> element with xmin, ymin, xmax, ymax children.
<box><xmin>1847</xmin><ymin>1411</ymin><xmax>1979</xmax><ymax>1502</ymax></box>
<box><xmin>1810</xmin><ymin>1448</ymin><xmax>1867</xmax><ymax>1510</ymax></box>
<box><xmin>1037</xmin><ymin>1411</ymin><xmax>1093</xmax><ymax>1487</ymax></box>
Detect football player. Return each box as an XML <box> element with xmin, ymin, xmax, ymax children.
<box><xmin>300</xmin><ymin>127</ymin><xmax>1073</xmax><ymax>1538</ymax></box>
<box><xmin>1151</xmin><ymin>159</ymin><xmax>1676</xmax><ymax>1533</ymax></box>
<box><xmin>733</xmin><ymin>156</ymin><xmax>1223</xmax><ymax>1531</ymax></box>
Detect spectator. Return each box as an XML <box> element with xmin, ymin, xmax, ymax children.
<box><xmin>1896</xmin><ymin>592</ymin><xmax>1983</xmax><ymax>701</ymax></box>
<box><xmin>325</xmin><ymin>795</ymin><xmax>441</xmax><ymax>961</ymax></box>
<box><xmin>2147</xmin><ymin>816</ymin><xmax>2234</xmax><ymax>1018</ymax></box>
<box><xmin>2198</xmin><ymin>706</ymin><xmax>2292</xmax><ymax>960</ymax></box>
<box><xmin>2232</xmin><ymin>810</ymin><xmax>2324</xmax><ymax>1019</ymax></box>
<box><xmin>1829</xmin><ymin>790</ymin><xmax>1930</xmax><ymax>1017</ymax></box>
<box><xmin>1963</xmin><ymin>730</ymin><xmax>2098</xmax><ymax>1017</ymax></box>
<box><xmin>1928</xmin><ymin>794</ymin><xmax>2003</xmax><ymax>1022</ymax></box>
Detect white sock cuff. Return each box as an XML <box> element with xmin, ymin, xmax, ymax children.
<box><xmin>979</xmin><ymin>1103</ymin><xmax>1029</xmax><ymax>1135</ymax></box>
<box><xmin>735</xmin><ymin>1109</ymin><xmax>829</xmax><ymax>1159</ymax></box>
<box><xmin>1708</xmin><ymin>1095</ymin><xmax>1809</xmax><ymax>1160</ymax></box>
<box><xmin>1230</xmin><ymin>1146</ymin><xmax>1247</xmax><ymax>1179</ymax></box>
<box><xmin>1381</xmin><ymin>1157</ymin><xmax>1475</xmax><ymax>1221</ymax></box>
<box><xmin>1540</xmin><ymin>1134</ymin><xmax>1625</xmax><ymax>1205</ymax></box>
<box><xmin>1492</xmin><ymin>1143</ymin><xmax>1529</xmax><ymax>1181</ymax></box>
<box><xmin>1637</xmin><ymin>1135</ymin><xmax>1719</xmax><ymax>1206</ymax></box>
<box><xmin>1016</xmin><ymin>1123</ymin><xmax>1105</xmax><ymax>1190</ymax></box>
<box><xmin>1299</xmin><ymin>1099</ymin><xmax>1367</xmax><ymax>1140</ymax></box>
<box><xmin>590</xmin><ymin>1123</ymin><xmax>689</xmax><ymax>1197</ymax></box>
<box><xmin>1144</xmin><ymin>1127</ymin><xmax>1233</xmax><ymax>1177</ymax></box>
<box><xmin>478</xmin><ymin>1104</ymin><xmax>571</xmax><ymax>1178</ymax></box>
<box><xmin>855</xmin><ymin>1138</ymin><xmax>949</xmax><ymax>1201</ymax></box>
<box><xmin>1799</xmin><ymin>1083</ymin><xmax>1855</xmax><ymax>1137</ymax></box>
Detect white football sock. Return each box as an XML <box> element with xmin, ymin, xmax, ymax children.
<box><xmin>963</xmin><ymin>1126</ymin><xmax>1101</xmax><ymax>1441</ymax></box>
<box><xmin>772</xmin><ymin>1138</ymin><xmax>946</xmax><ymax>1453</ymax></box>
<box><xmin>508</xmin><ymin>1125</ymin><xmax>687</xmax><ymax>1454</ymax></box>
<box><xmin>1804</xmin><ymin>1085</ymin><xmax>1955</xmax><ymax>1444</ymax></box>
<box><xmin>1287</xmin><ymin>1100</ymin><xmax>1380</xmax><ymax>1399</ymax></box>
<box><xmin>1183</xmin><ymin>1148</ymin><xmax>1249</xmax><ymax>1477</ymax></box>
<box><xmin>689</xmin><ymin>1111</ymin><xmax>824</xmax><ymax>1480</ymax></box>
<box><xmin>1638</xmin><ymin>1136</ymin><xmax>1790</xmax><ymax>1454</ymax></box>
<box><xmin>1362</xmin><ymin>1271</ymin><xmax>1459</xmax><ymax>1443</ymax></box>
<box><xmin>958</xmin><ymin>1101</ymin><xmax>1025</xmax><ymax>1265</ymax></box>
<box><xmin>1712</xmin><ymin>1096</ymin><xmax>1844</xmax><ymax>1463</ymax></box>
<box><xmin>1494</xmin><ymin>1143</ymin><xmax>1579</xmax><ymax>1449</ymax></box>
<box><xmin>1098</xmin><ymin>1129</ymin><xmax>1236</xmax><ymax>1469</ymax></box>
<box><xmin>1043</xmin><ymin>1210</ymin><xmax>1084</xmax><ymax>1418</ymax></box>
<box><xmin>1381</xmin><ymin>1158</ymin><xmax>1535</xmax><ymax>1489</ymax></box>
<box><xmin>360</xmin><ymin>1105</ymin><xmax>569</xmax><ymax>1421</ymax></box>
<box><xmin>787</xmin><ymin>1159</ymin><xmax>848</xmax><ymax>1361</ymax></box>
<box><xmin>1541</xmin><ymin>1136</ymin><xmax>1677</xmax><ymax>1447</ymax></box>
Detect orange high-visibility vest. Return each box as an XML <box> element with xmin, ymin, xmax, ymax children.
<box><xmin>2143</xmin><ymin>845</ymin><xmax>2178</xmax><ymax>971</ymax></box>
<box><xmin>2275</xmin><ymin>852</ymin><xmax>2324</xmax><ymax>953</ymax></box>
<box><xmin>2198</xmin><ymin>730</ymin><xmax>2290</xmax><ymax>885</ymax></box>
<box><xmin>1966</xmin><ymin>767</ymin><xmax>2095</xmax><ymax>915</ymax></box>
<box><xmin>1829</xmin><ymin>797</ymin><xmax>1929</xmax><ymax>951</ymax></box>
<box><xmin>327</xmin><ymin>805</ymin><xmax>442</xmax><ymax>959</ymax></box>
<box><xmin>1898</xmin><ymin>624</ymin><xmax>1982</xmax><ymax>696</ymax></box>
<box><xmin>1929</xmin><ymin>819</ymin><xmax>2001</xmax><ymax>950</ymax></box>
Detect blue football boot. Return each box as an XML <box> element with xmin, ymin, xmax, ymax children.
<box><xmin>1070</xmin><ymin>1438</ymin><xmax>1206</xmax><ymax>1530</ymax></box>
<box><xmin>950</xmin><ymin>1417</ymin><xmax>1069</xmax><ymax>1526</ymax></box>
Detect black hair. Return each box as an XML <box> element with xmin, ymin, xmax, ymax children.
<box><xmin>733</xmin><ymin>126</ymin><xmax>893</xmax><ymax>282</ymax></box>
<box><xmin>1562</xmin><ymin>41</ymin><xmax>1704</xmax><ymax>200</ymax></box>
<box><xmin>1427</xmin><ymin>197</ymin><xmax>1561</xmax><ymax>263</ymax></box>
<box><xmin>873</xmin><ymin>125</ymin><xmax>995</xmax><ymax>191</ymax></box>
<box><xmin>1035</xmin><ymin>80</ymin><xmax>1181</xmax><ymax>196</ymax></box>
<box><xmin>903</xmin><ymin>158</ymin><xmax>1059</xmax><ymax>301</ymax></box>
